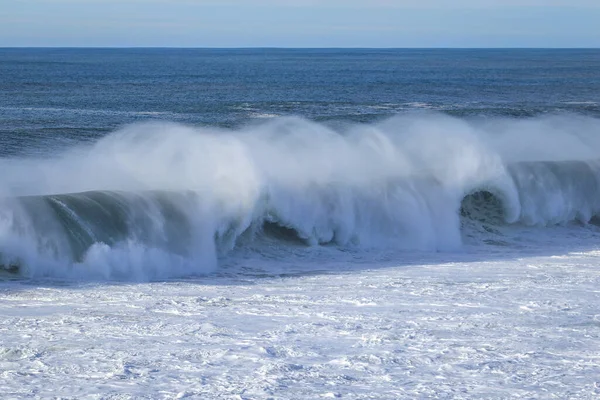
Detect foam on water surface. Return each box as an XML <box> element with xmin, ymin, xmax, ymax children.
<box><xmin>1</xmin><ymin>244</ymin><xmax>599</xmax><ymax>399</ymax></box>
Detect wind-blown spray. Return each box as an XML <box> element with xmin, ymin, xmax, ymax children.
<box><xmin>1</xmin><ymin>113</ymin><xmax>599</xmax><ymax>280</ymax></box>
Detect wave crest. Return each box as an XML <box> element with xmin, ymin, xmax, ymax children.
<box><xmin>2</xmin><ymin>114</ymin><xmax>600</xmax><ymax>280</ymax></box>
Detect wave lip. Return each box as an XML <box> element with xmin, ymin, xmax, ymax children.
<box><xmin>2</xmin><ymin>114</ymin><xmax>600</xmax><ymax>280</ymax></box>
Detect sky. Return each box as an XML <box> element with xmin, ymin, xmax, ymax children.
<box><xmin>0</xmin><ymin>0</ymin><xmax>599</xmax><ymax>48</ymax></box>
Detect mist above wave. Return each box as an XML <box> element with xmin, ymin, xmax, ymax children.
<box><xmin>1</xmin><ymin>113</ymin><xmax>599</xmax><ymax>280</ymax></box>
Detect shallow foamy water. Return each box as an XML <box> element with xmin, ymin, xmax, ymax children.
<box><xmin>2</xmin><ymin>235</ymin><xmax>599</xmax><ymax>399</ymax></box>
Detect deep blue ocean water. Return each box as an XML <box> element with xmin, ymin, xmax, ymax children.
<box><xmin>1</xmin><ymin>48</ymin><xmax>600</xmax><ymax>156</ymax></box>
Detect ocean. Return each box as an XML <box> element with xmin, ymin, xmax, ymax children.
<box><xmin>1</xmin><ymin>48</ymin><xmax>600</xmax><ymax>398</ymax></box>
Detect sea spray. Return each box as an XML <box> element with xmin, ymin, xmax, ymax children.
<box><xmin>1</xmin><ymin>113</ymin><xmax>600</xmax><ymax>279</ymax></box>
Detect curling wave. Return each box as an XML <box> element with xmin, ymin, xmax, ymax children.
<box><xmin>2</xmin><ymin>114</ymin><xmax>600</xmax><ymax>280</ymax></box>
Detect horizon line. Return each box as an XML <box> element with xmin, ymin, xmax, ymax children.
<box><xmin>1</xmin><ymin>46</ymin><xmax>599</xmax><ymax>50</ymax></box>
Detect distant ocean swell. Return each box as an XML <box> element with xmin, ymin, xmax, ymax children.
<box><xmin>1</xmin><ymin>113</ymin><xmax>600</xmax><ymax>280</ymax></box>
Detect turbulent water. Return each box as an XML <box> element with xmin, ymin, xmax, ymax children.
<box><xmin>1</xmin><ymin>48</ymin><xmax>600</xmax><ymax>280</ymax></box>
<box><xmin>2</xmin><ymin>115</ymin><xmax>600</xmax><ymax>279</ymax></box>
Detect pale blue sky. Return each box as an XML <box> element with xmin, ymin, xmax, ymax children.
<box><xmin>1</xmin><ymin>0</ymin><xmax>599</xmax><ymax>47</ymax></box>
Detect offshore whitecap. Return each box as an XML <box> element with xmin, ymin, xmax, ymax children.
<box><xmin>1</xmin><ymin>113</ymin><xmax>600</xmax><ymax>280</ymax></box>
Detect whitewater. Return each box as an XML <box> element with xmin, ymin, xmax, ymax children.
<box><xmin>2</xmin><ymin>113</ymin><xmax>600</xmax><ymax>281</ymax></box>
<box><xmin>2</xmin><ymin>114</ymin><xmax>600</xmax><ymax>398</ymax></box>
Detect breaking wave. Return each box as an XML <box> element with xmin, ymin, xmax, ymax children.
<box><xmin>2</xmin><ymin>113</ymin><xmax>600</xmax><ymax>280</ymax></box>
